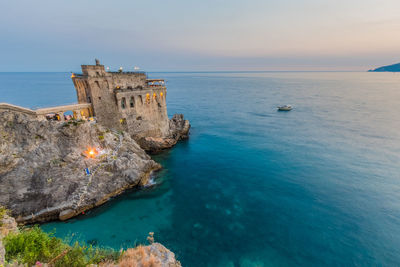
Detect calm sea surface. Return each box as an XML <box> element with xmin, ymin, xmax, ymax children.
<box><xmin>1</xmin><ymin>72</ymin><xmax>400</xmax><ymax>266</ymax></box>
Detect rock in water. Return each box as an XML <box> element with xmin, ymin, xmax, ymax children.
<box><xmin>138</xmin><ymin>114</ymin><xmax>190</xmax><ymax>153</ymax></box>
<box><xmin>169</xmin><ymin>114</ymin><xmax>191</xmax><ymax>140</ymax></box>
<box><xmin>0</xmin><ymin>110</ymin><xmax>161</xmax><ymax>223</ymax></box>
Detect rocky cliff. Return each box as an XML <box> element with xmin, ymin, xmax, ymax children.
<box><xmin>0</xmin><ymin>110</ymin><xmax>161</xmax><ymax>224</ymax></box>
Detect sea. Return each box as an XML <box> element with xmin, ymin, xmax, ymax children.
<box><xmin>1</xmin><ymin>71</ymin><xmax>400</xmax><ymax>266</ymax></box>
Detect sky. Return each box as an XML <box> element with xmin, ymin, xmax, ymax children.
<box><xmin>1</xmin><ymin>0</ymin><xmax>400</xmax><ymax>71</ymax></box>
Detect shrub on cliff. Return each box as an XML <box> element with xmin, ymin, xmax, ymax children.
<box><xmin>4</xmin><ymin>226</ymin><xmax>65</xmax><ymax>265</ymax></box>
<box><xmin>0</xmin><ymin>206</ymin><xmax>8</xmax><ymax>226</ymax></box>
<box><xmin>3</xmin><ymin>226</ymin><xmax>119</xmax><ymax>266</ymax></box>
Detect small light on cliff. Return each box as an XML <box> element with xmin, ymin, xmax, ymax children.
<box><xmin>71</xmin><ymin>73</ymin><xmax>75</xmax><ymax>78</ymax></box>
<box><xmin>84</xmin><ymin>147</ymin><xmax>98</xmax><ymax>158</ymax></box>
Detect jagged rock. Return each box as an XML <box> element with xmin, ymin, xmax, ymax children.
<box><xmin>137</xmin><ymin>114</ymin><xmax>190</xmax><ymax>153</ymax></box>
<box><xmin>116</xmin><ymin>242</ymin><xmax>181</xmax><ymax>267</ymax></box>
<box><xmin>0</xmin><ymin>110</ymin><xmax>161</xmax><ymax>224</ymax></box>
<box><xmin>169</xmin><ymin>114</ymin><xmax>190</xmax><ymax>140</ymax></box>
<box><xmin>148</xmin><ymin>243</ymin><xmax>182</xmax><ymax>267</ymax></box>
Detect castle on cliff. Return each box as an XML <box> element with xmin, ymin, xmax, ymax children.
<box><xmin>71</xmin><ymin>59</ymin><xmax>169</xmax><ymax>139</ymax></box>
<box><xmin>0</xmin><ymin>59</ymin><xmax>189</xmax><ymax>150</ymax></box>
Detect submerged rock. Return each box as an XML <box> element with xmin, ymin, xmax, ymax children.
<box><xmin>0</xmin><ymin>110</ymin><xmax>161</xmax><ymax>223</ymax></box>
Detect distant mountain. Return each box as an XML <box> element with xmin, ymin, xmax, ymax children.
<box><xmin>369</xmin><ymin>62</ymin><xmax>400</xmax><ymax>72</ymax></box>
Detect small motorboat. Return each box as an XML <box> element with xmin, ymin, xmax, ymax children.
<box><xmin>277</xmin><ymin>105</ymin><xmax>292</xmax><ymax>111</ymax></box>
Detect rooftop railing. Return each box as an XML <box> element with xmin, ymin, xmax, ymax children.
<box><xmin>108</xmin><ymin>71</ymin><xmax>146</xmax><ymax>74</ymax></box>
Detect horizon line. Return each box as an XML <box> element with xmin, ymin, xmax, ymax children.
<box><xmin>0</xmin><ymin>70</ymin><xmax>374</xmax><ymax>74</ymax></box>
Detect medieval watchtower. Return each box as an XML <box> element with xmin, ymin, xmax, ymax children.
<box><xmin>71</xmin><ymin>60</ymin><xmax>169</xmax><ymax>138</ymax></box>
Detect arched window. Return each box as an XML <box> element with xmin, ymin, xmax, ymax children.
<box><xmin>121</xmin><ymin>97</ymin><xmax>126</xmax><ymax>109</ymax></box>
<box><xmin>130</xmin><ymin>96</ymin><xmax>135</xmax><ymax>108</ymax></box>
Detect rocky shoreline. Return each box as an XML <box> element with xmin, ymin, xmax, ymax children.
<box><xmin>0</xmin><ymin>110</ymin><xmax>188</xmax><ymax>224</ymax></box>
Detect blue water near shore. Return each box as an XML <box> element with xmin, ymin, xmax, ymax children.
<box><xmin>1</xmin><ymin>71</ymin><xmax>400</xmax><ymax>266</ymax></box>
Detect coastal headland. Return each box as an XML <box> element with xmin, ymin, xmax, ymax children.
<box><xmin>0</xmin><ymin>60</ymin><xmax>190</xmax><ymax>223</ymax></box>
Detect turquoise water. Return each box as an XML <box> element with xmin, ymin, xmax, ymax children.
<box><xmin>1</xmin><ymin>72</ymin><xmax>400</xmax><ymax>266</ymax></box>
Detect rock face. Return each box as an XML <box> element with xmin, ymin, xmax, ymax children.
<box><xmin>137</xmin><ymin>114</ymin><xmax>190</xmax><ymax>153</ymax></box>
<box><xmin>147</xmin><ymin>243</ymin><xmax>182</xmax><ymax>267</ymax></box>
<box><xmin>117</xmin><ymin>243</ymin><xmax>181</xmax><ymax>267</ymax></box>
<box><xmin>0</xmin><ymin>110</ymin><xmax>161</xmax><ymax>223</ymax></box>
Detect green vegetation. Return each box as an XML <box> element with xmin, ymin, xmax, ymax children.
<box><xmin>34</xmin><ymin>134</ymin><xmax>44</xmax><ymax>140</ymax></box>
<box><xmin>4</xmin><ymin>226</ymin><xmax>120</xmax><ymax>267</ymax></box>
<box><xmin>62</xmin><ymin>119</ymin><xmax>85</xmax><ymax>128</ymax></box>
<box><xmin>0</xmin><ymin>206</ymin><xmax>8</xmax><ymax>226</ymax></box>
<box><xmin>98</xmin><ymin>135</ymin><xmax>104</xmax><ymax>140</ymax></box>
<box><xmin>50</xmin><ymin>158</ymin><xmax>62</xmax><ymax>167</ymax></box>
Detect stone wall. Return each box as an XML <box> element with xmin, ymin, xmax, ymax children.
<box><xmin>111</xmin><ymin>72</ymin><xmax>147</xmax><ymax>88</ymax></box>
<box><xmin>72</xmin><ymin>63</ymin><xmax>170</xmax><ymax>139</ymax></box>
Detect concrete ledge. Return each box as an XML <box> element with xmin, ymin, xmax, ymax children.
<box><xmin>0</xmin><ymin>103</ymin><xmax>36</xmax><ymax>115</ymax></box>
<box><xmin>35</xmin><ymin>103</ymin><xmax>92</xmax><ymax>115</ymax></box>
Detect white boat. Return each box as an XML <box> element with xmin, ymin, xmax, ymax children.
<box><xmin>277</xmin><ymin>105</ymin><xmax>292</xmax><ymax>111</ymax></box>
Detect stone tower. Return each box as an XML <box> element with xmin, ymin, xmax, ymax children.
<box><xmin>71</xmin><ymin>60</ymin><xmax>169</xmax><ymax>139</ymax></box>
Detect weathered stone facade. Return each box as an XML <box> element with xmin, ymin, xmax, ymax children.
<box><xmin>72</xmin><ymin>60</ymin><xmax>170</xmax><ymax>140</ymax></box>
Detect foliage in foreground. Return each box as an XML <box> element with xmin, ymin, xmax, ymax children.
<box><xmin>4</xmin><ymin>226</ymin><xmax>120</xmax><ymax>266</ymax></box>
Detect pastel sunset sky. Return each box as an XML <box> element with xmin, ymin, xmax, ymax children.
<box><xmin>1</xmin><ymin>0</ymin><xmax>399</xmax><ymax>71</ymax></box>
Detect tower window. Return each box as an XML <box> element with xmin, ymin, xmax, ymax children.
<box><xmin>121</xmin><ymin>97</ymin><xmax>126</xmax><ymax>109</ymax></box>
<box><xmin>130</xmin><ymin>97</ymin><xmax>135</xmax><ymax>108</ymax></box>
